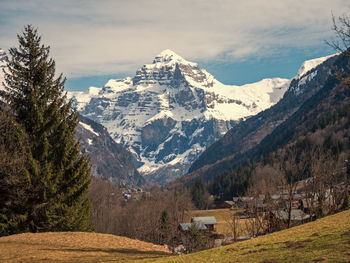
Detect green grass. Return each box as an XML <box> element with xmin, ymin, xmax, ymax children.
<box><xmin>151</xmin><ymin>209</ymin><xmax>350</xmax><ymax>263</ymax></box>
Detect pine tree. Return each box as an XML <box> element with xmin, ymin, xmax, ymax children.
<box><xmin>190</xmin><ymin>178</ymin><xmax>210</xmax><ymax>209</ymax></box>
<box><xmin>0</xmin><ymin>109</ymin><xmax>30</xmax><ymax>235</ymax></box>
<box><xmin>0</xmin><ymin>25</ymin><xmax>92</xmax><ymax>232</ymax></box>
<box><xmin>159</xmin><ymin>210</ymin><xmax>171</xmax><ymax>245</ymax></box>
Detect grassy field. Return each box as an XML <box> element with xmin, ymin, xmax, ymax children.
<box><xmin>153</xmin><ymin>209</ymin><xmax>350</xmax><ymax>263</ymax></box>
<box><xmin>187</xmin><ymin>208</ymin><xmax>250</xmax><ymax>236</ymax></box>
<box><xmin>0</xmin><ymin>232</ymin><xmax>171</xmax><ymax>263</ymax></box>
<box><xmin>1</xmin><ymin>210</ymin><xmax>349</xmax><ymax>262</ymax></box>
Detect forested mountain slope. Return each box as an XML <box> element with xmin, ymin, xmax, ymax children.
<box><xmin>186</xmin><ymin>54</ymin><xmax>339</xmax><ymax>183</ymax></box>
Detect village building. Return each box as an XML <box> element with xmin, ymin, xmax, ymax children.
<box><xmin>268</xmin><ymin>209</ymin><xmax>310</xmax><ymax>231</ymax></box>
<box><xmin>216</xmin><ymin>200</ymin><xmax>235</xmax><ymax>209</ymax></box>
<box><xmin>232</xmin><ymin>197</ymin><xmax>254</xmax><ymax>209</ymax></box>
<box><xmin>178</xmin><ymin>222</ymin><xmax>207</xmax><ymax>232</ymax></box>
<box><xmin>191</xmin><ymin>216</ymin><xmax>218</xmax><ymax>232</ymax></box>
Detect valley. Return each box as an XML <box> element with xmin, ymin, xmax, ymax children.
<box><xmin>1</xmin><ymin>8</ymin><xmax>350</xmax><ymax>261</ymax></box>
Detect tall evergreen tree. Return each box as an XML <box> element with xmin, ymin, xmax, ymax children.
<box><xmin>0</xmin><ymin>25</ymin><xmax>92</xmax><ymax>232</ymax></box>
<box><xmin>0</xmin><ymin>109</ymin><xmax>30</xmax><ymax>235</ymax></box>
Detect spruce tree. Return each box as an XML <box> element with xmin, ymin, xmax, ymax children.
<box><xmin>159</xmin><ymin>210</ymin><xmax>171</xmax><ymax>245</ymax></box>
<box><xmin>0</xmin><ymin>25</ymin><xmax>92</xmax><ymax>232</ymax></box>
<box><xmin>190</xmin><ymin>178</ymin><xmax>210</xmax><ymax>209</ymax></box>
<box><xmin>0</xmin><ymin>109</ymin><xmax>30</xmax><ymax>235</ymax></box>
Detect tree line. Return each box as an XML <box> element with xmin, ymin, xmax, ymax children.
<box><xmin>89</xmin><ymin>179</ymin><xmax>198</xmax><ymax>250</ymax></box>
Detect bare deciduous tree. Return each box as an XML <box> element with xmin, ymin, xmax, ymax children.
<box><xmin>326</xmin><ymin>13</ymin><xmax>350</xmax><ymax>56</ymax></box>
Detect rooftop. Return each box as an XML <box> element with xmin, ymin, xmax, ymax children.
<box><xmin>191</xmin><ymin>216</ymin><xmax>217</xmax><ymax>225</ymax></box>
<box><xmin>272</xmin><ymin>209</ymin><xmax>310</xmax><ymax>221</ymax></box>
<box><xmin>179</xmin><ymin>222</ymin><xmax>207</xmax><ymax>231</ymax></box>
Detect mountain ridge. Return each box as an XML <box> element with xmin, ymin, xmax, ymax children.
<box><xmin>186</xmin><ymin>53</ymin><xmax>339</xmax><ymax>183</ymax></box>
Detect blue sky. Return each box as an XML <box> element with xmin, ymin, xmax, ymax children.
<box><xmin>0</xmin><ymin>0</ymin><xmax>346</xmax><ymax>91</ymax></box>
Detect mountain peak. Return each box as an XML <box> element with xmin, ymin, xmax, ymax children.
<box><xmin>158</xmin><ymin>49</ymin><xmax>179</xmax><ymax>57</ymax></box>
<box><xmin>153</xmin><ymin>49</ymin><xmax>193</xmax><ymax>65</ymax></box>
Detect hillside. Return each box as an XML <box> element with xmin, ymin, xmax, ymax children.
<box><xmin>0</xmin><ymin>232</ymin><xmax>171</xmax><ymax>263</ymax></box>
<box><xmin>186</xmin><ymin>53</ymin><xmax>340</xmax><ymax>183</ymax></box>
<box><xmin>1</xmin><ymin>210</ymin><xmax>348</xmax><ymax>262</ymax></box>
<box><xmin>153</xmin><ymin>209</ymin><xmax>350</xmax><ymax>263</ymax></box>
<box><xmin>77</xmin><ymin>115</ymin><xmax>145</xmax><ymax>187</ymax></box>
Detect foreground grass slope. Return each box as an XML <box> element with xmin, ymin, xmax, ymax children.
<box><xmin>154</xmin><ymin>210</ymin><xmax>350</xmax><ymax>263</ymax></box>
<box><xmin>0</xmin><ymin>232</ymin><xmax>171</xmax><ymax>262</ymax></box>
<box><xmin>0</xmin><ymin>210</ymin><xmax>349</xmax><ymax>263</ymax></box>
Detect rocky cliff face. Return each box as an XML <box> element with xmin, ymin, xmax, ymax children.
<box><xmin>77</xmin><ymin>115</ymin><xmax>145</xmax><ymax>187</ymax></box>
<box><xmin>69</xmin><ymin>50</ymin><xmax>290</xmax><ymax>184</ymax></box>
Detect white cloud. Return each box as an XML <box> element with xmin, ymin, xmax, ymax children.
<box><xmin>0</xmin><ymin>0</ymin><xmax>348</xmax><ymax>77</ymax></box>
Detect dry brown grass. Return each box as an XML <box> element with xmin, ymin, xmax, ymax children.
<box><xmin>153</xmin><ymin>209</ymin><xmax>350</xmax><ymax>263</ymax></box>
<box><xmin>0</xmin><ymin>232</ymin><xmax>171</xmax><ymax>263</ymax></box>
<box><xmin>186</xmin><ymin>208</ymin><xmax>252</xmax><ymax>236</ymax></box>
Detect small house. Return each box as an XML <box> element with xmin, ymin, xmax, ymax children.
<box><xmin>178</xmin><ymin>222</ymin><xmax>207</xmax><ymax>232</ymax></box>
<box><xmin>232</xmin><ymin>197</ymin><xmax>254</xmax><ymax>209</ymax></box>
<box><xmin>191</xmin><ymin>216</ymin><xmax>217</xmax><ymax>231</ymax></box>
<box><xmin>268</xmin><ymin>209</ymin><xmax>310</xmax><ymax>231</ymax></box>
<box><xmin>216</xmin><ymin>200</ymin><xmax>235</xmax><ymax>209</ymax></box>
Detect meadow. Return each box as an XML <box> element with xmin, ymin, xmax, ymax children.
<box><xmin>0</xmin><ymin>210</ymin><xmax>349</xmax><ymax>262</ymax></box>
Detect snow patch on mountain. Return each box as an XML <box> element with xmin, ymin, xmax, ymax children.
<box><xmin>68</xmin><ymin>87</ymin><xmax>102</xmax><ymax>110</ymax></box>
<box><xmin>79</xmin><ymin>121</ymin><xmax>99</xmax><ymax>136</ymax></box>
<box><xmin>290</xmin><ymin>53</ymin><xmax>337</xmax><ymax>96</ymax></box>
<box><xmin>296</xmin><ymin>54</ymin><xmax>336</xmax><ymax>78</ymax></box>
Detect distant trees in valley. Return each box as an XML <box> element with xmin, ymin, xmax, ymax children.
<box><xmin>190</xmin><ymin>178</ymin><xmax>211</xmax><ymax>209</ymax></box>
<box><xmin>89</xmin><ymin>179</ymin><xmax>194</xmax><ymax>249</ymax></box>
<box><xmin>210</xmin><ymin>164</ymin><xmax>253</xmax><ymax>200</ymax></box>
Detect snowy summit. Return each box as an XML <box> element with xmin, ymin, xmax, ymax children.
<box><xmin>69</xmin><ymin>50</ymin><xmax>328</xmax><ymax>184</ymax></box>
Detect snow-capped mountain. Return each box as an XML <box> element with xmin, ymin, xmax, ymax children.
<box><xmin>69</xmin><ymin>49</ymin><xmax>291</xmax><ymax>184</ymax></box>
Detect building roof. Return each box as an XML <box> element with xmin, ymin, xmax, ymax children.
<box><xmin>272</xmin><ymin>209</ymin><xmax>310</xmax><ymax>221</ymax></box>
<box><xmin>224</xmin><ymin>201</ymin><xmax>235</xmax><ymax>206</ymax></box>
<box><xmin>192</xmin><ymin>216</ymin><xmax>218</xmax><ymax>225</ymax></box>
<box><xmin>179</xmin><ymin>222</ymin><xmax>207</xmax><ymax>231</ymax></box>
<box><xmin>271</xmin><ymin>194</ymin><xmax>280</xmax><ymax>200</ymax></box>
<box><xmin>241</xmin><ymin>197</ymin><xmax>254</xmax><ymax>202</ymax></box>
